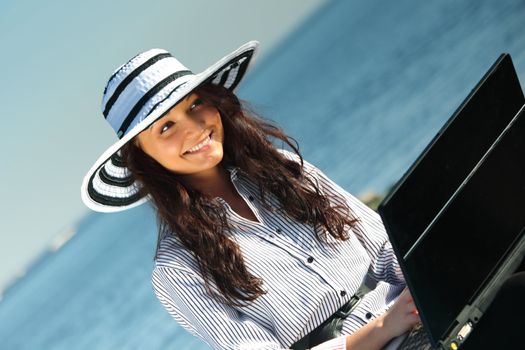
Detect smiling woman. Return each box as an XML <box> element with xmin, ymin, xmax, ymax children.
<box><xmin>80</xmin><ymin>41</ymin><xmax>420</xmax><ymax>350</ymax></box>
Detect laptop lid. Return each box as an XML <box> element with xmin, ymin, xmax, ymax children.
<box><xmin>379</xmin><ymin>54</ymin><xmax>524</xmax><ymax>258</ymax></box>
<box><xmin>378</xmin><ymin>54</ymin><xmax>525</xmax><ymax>347</ymax></box>
<box><xmin>402</xmin><ymin>105</ymin><xmax>525</xmax><ymax>347</ymax></box>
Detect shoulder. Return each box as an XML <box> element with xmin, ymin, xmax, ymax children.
<box><xmin>154</xmin><ymin>235</ymin><xmax>200</xmax><ymax>274</ymax></box>
<box><xmin>276</xmin><ymin>148</ymin><xmax>320</xmax><ymax>178</ymax></box>
<box><xmin>276</xmin><ymin>148</ymin><xmax>306</xmax><ymax>166</ymax></box>
<box><xmin>276</xmin><ymin>147</ymin><xmax>298</xmax><ymax>160</ymax></box>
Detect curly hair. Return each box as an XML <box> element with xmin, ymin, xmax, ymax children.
<box><xmin>121</xmin><ymin>83</ymin><xmax>357</xmax><ymax>307</ymax></box>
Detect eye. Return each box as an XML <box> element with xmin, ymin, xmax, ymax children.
<box><xmin>189</xmin><ymin>98</ymin><xmax>204</xmax><ymax>112</ymax></box>
<box><xmin>160</xmin><ymin>120</ymin><xmax>175</xmax><ymax>134</ymax></box>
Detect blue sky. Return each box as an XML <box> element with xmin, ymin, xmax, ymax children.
<box><xmin>0</xmin><ymin>0</ymin><xmax>325</xmax><ymax>292</ymax></box>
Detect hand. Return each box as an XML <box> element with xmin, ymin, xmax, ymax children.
<box><xmin>342</xmin><ymin>288</ymin><xmax>421</xmax><ymax>350</ymax></box>
<box><xmin>379</xmin><ymin>288</ymin><xmax>421</xmax><ymax>339</ymax></box>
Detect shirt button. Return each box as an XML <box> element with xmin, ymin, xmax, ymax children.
<box><xmin>340</xmin><ymin>290</ymin><xmax>347</xmax><ymax>297</ymax></box>
<box><xmin>276</xmin><ymin>228</ymin><xmax>282</xmax><ymax>234</ymax></box>
<box><xmin>365</xmin><ymin>312</ymin><xmax>373</xmax><ymax>319</ymax></box>
<box><xmin>307</xmin><ymin>256</ymin><xmax>314</xmax><ymax>263</ymax></box>
<box><xmin>248</xmin><ymin>195</ymin><xmax>255</xmax><ymax>201</ymax></box>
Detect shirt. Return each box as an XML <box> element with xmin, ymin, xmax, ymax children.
<box><xmin>151</xmin><ymin>150</ymin><xmax>406</xmax><ymax>350</ymax></box>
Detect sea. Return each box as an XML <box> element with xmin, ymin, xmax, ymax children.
<box><xmin>2</xmin><ymin>0</ymin><xmax>525</xmax><ymax>349</ymax></box>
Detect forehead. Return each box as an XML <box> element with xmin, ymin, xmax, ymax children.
<box><xmin>148</xmin><ymin>92</ymin><xmax>197</xmax><ymax>129</ymax></box>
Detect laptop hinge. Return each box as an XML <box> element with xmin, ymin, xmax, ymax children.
<box><xmin>439</xmin><ymin>230</ymin><xmax>525</xmax><ymax>350</ymax></box>
<box><xmin>438</xmin><ymin>305</ymin><xmax>482</xmax><ymax>349</ymax></box>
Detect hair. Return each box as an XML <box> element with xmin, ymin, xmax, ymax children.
<box><xmin>121</xmin><ymin>83</ymin><xmax>357</xmax><ymax>307</ymax></box>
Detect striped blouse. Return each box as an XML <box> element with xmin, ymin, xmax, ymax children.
<box><xmin>151</xmin><ymin>150</ymin><xmax>406</xmax><ymax>350</ymax></box>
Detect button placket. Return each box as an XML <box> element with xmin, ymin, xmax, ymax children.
<box><xmin>230</xmin><ymin>179</ymin><xmax>264</xmax><ymax>225</ymax></box>
<box><xmin>269</xmin><ymin>227</ymin><xmax>281</xmax><ymax>240</ymax></box>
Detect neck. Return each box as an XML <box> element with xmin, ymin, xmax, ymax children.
<box><xmin>179</xmin><ymin>165</ymin><xmax>235</xmax><ymax>198</ymax></box>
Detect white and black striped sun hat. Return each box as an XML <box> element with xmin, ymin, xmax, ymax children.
<box><xmin>81</xmin><ymin>41</ymin><xmax>259</xmax><ymax>212</ymax></box>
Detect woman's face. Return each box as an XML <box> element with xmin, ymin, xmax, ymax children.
<box><xmin>136</xmin><ymin>92</ymin><xmax>225</xmax><ymax>177</ymax></box>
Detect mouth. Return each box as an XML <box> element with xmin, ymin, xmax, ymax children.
<box><xmin>183</xmin><ymin>131</ymin><xmax>213</xmax><ymax>155</ymax></box>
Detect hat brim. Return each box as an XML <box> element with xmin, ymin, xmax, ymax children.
<box><xmin>81</xmin><ymin>41</ymin><xmax>259</xmax><ymax>212</ymax></box>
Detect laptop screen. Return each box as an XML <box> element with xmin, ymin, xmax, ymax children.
<box><xmin>378</xmin><ymin>54</ymin><xmax>525</xmax><ymax>346</ymax></box>
<box><xmin>404</xmin><ymin>106</ymin><xmax>525</xmax><ymax>342</ymax></box>
<box><xmin>379</xmin><ymin>54</ymin><xmax>524</xmax><ymax>258</ymax></box>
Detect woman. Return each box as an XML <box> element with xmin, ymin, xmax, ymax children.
<box><xmin>81</xmin><ymin>41</ymin><xmax>421</xmax><ymax>350</ymax></box>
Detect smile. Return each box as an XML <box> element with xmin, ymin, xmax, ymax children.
<box><xmin>184</xmin><ymin>132</ymin><xmax>213</xmax><ymax>154</ymax></box>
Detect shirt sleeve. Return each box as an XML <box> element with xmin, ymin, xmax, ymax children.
<box><xmin>278</xmin><ymin>149</ymin><xmax>405</xmax><ymax>286</ymax></box>
<box><xmin>309</xmin><ymin>162</ymin><xmax>405</xmax><ymax>286</ymax></box>
<box><xmin>152</xmin><ymin>265</ymin><xmax>348</xmax><ymax>350</ymax></box>
<box><xmin>152</xmin><ymin>265</ymin><xmax>284</xmax><ymax>350</ymax></box>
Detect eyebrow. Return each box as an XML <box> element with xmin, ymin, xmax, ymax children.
<box><xmin>148</xmin><ymin>94</ymin><xmax>194</xmax><ymax>133</ymax></box>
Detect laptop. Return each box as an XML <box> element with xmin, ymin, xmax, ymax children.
<box><xmin>377</xmin><ymin>54</ymin><xmax>525</xmax><ymax>349</ymax></box>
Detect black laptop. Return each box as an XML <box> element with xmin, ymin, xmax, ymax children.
<box><xmin>378</xmin><ymin>54</ymin><xmax>525</xmax><ymax>350</ymax></box>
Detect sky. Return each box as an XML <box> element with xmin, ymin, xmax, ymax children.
<box><xmin>0</xmin><ymin>0</ymin><xmax>326</xmax><ymax>292</ymax></box>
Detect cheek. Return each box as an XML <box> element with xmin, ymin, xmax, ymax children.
<box><xmin>149</xmin><ymin>138</ymin><xmax>182</xmax><ymax>161</ymax></box>
<box><xmin>213</xmin><ymin>114</ymin><xmax>224</xmax><ymax>139</ymax></box>
<box><xmin>216</xmin><ymin>122</ymin><xmax>225</xmax><ymax>140</ymax></box>
<box><xmin>207</xmin><ymin>106</ymin><xmax>222</xmax><ymax>123</ymax></box>
<box><xmin>160</xmin><ymin>141</ymin><xmax>183</xmax><ymax>157</ymax></box>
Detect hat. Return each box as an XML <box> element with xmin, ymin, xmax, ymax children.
<box><xmin>81</xmin><ymin>41</ymin><xmax>259</xmax><ymax>213</ymax></box>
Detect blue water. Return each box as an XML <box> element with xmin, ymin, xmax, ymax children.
<box><xmin>2</xmin><ymin>0</ymin><xmax>525</xmax><ymax>349</ymax></box>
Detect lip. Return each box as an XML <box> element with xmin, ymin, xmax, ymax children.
<box><xmin>183</xmin><ymin>131</ymin><xmax>213</xmax><ymax>155</ymax></box>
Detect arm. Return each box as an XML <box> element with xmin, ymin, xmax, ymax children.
<box><xmin>344</xmin><ymin>288</ymin><xmax>420</xmax><ymax>350</ymax></box>
<box><xmin>309</xmin><ymin>289</ymin><xmax>419</xmax><ymax>350</ymax></box>
<box><xmin>303</xmin><ymin>159</ymin><xmax>421</xmax><ymax>347</ymax></box>
<box><xmin>278</xmin><ymin>150</ymin><xmax>417</xmax><ymax>347</ymax></box>
<box><xmin>289</xmin><ymin>151</ymin><xmax>404</xmax><ymax>286</ymax></box>
<box><xmin>316</xmin><ymin>170</ymin><xmax>404</xmax><ymax>285</ymax></box>
<box><xmin>307</xmin><ymin>289</ymin><xmax>419</xmax><ymax>350</ymax></box>
<box><xmin>152</xmin><ymin>265</ymin><xmax>284</xmax><ymax>350</ymax></box>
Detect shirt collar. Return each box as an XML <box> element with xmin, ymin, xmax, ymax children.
<box><xmin>226</xmin><ymin>165</ymin><xmax>240</xmax><ymax>181</ymax></box>
<box><xmin>213</xmin><ymin>166</ymin><xmax>240</xmax><ymax>205</ymax></box>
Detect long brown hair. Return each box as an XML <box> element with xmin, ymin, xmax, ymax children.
<box><xmin>121</xmin><ymin>83</ymin><xmax>357</xmax><ymax>307</ymax></box>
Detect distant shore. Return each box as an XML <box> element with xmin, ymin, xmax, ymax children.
<box><xmin>359</xmin><ymin>191</ymin><xmax>386</xmax><ymax>211</ymax></box>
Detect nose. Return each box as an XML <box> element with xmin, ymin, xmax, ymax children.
<box><xmin>178</xmin><ymin>111</ymin><xmax>206</xmax><ymax>136</ymax></box>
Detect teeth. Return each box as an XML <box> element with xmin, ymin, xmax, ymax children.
<box><xmin>186</xmin><ymin>135</ymin><xmax>211</xmax><ymax>153</ymax></box>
